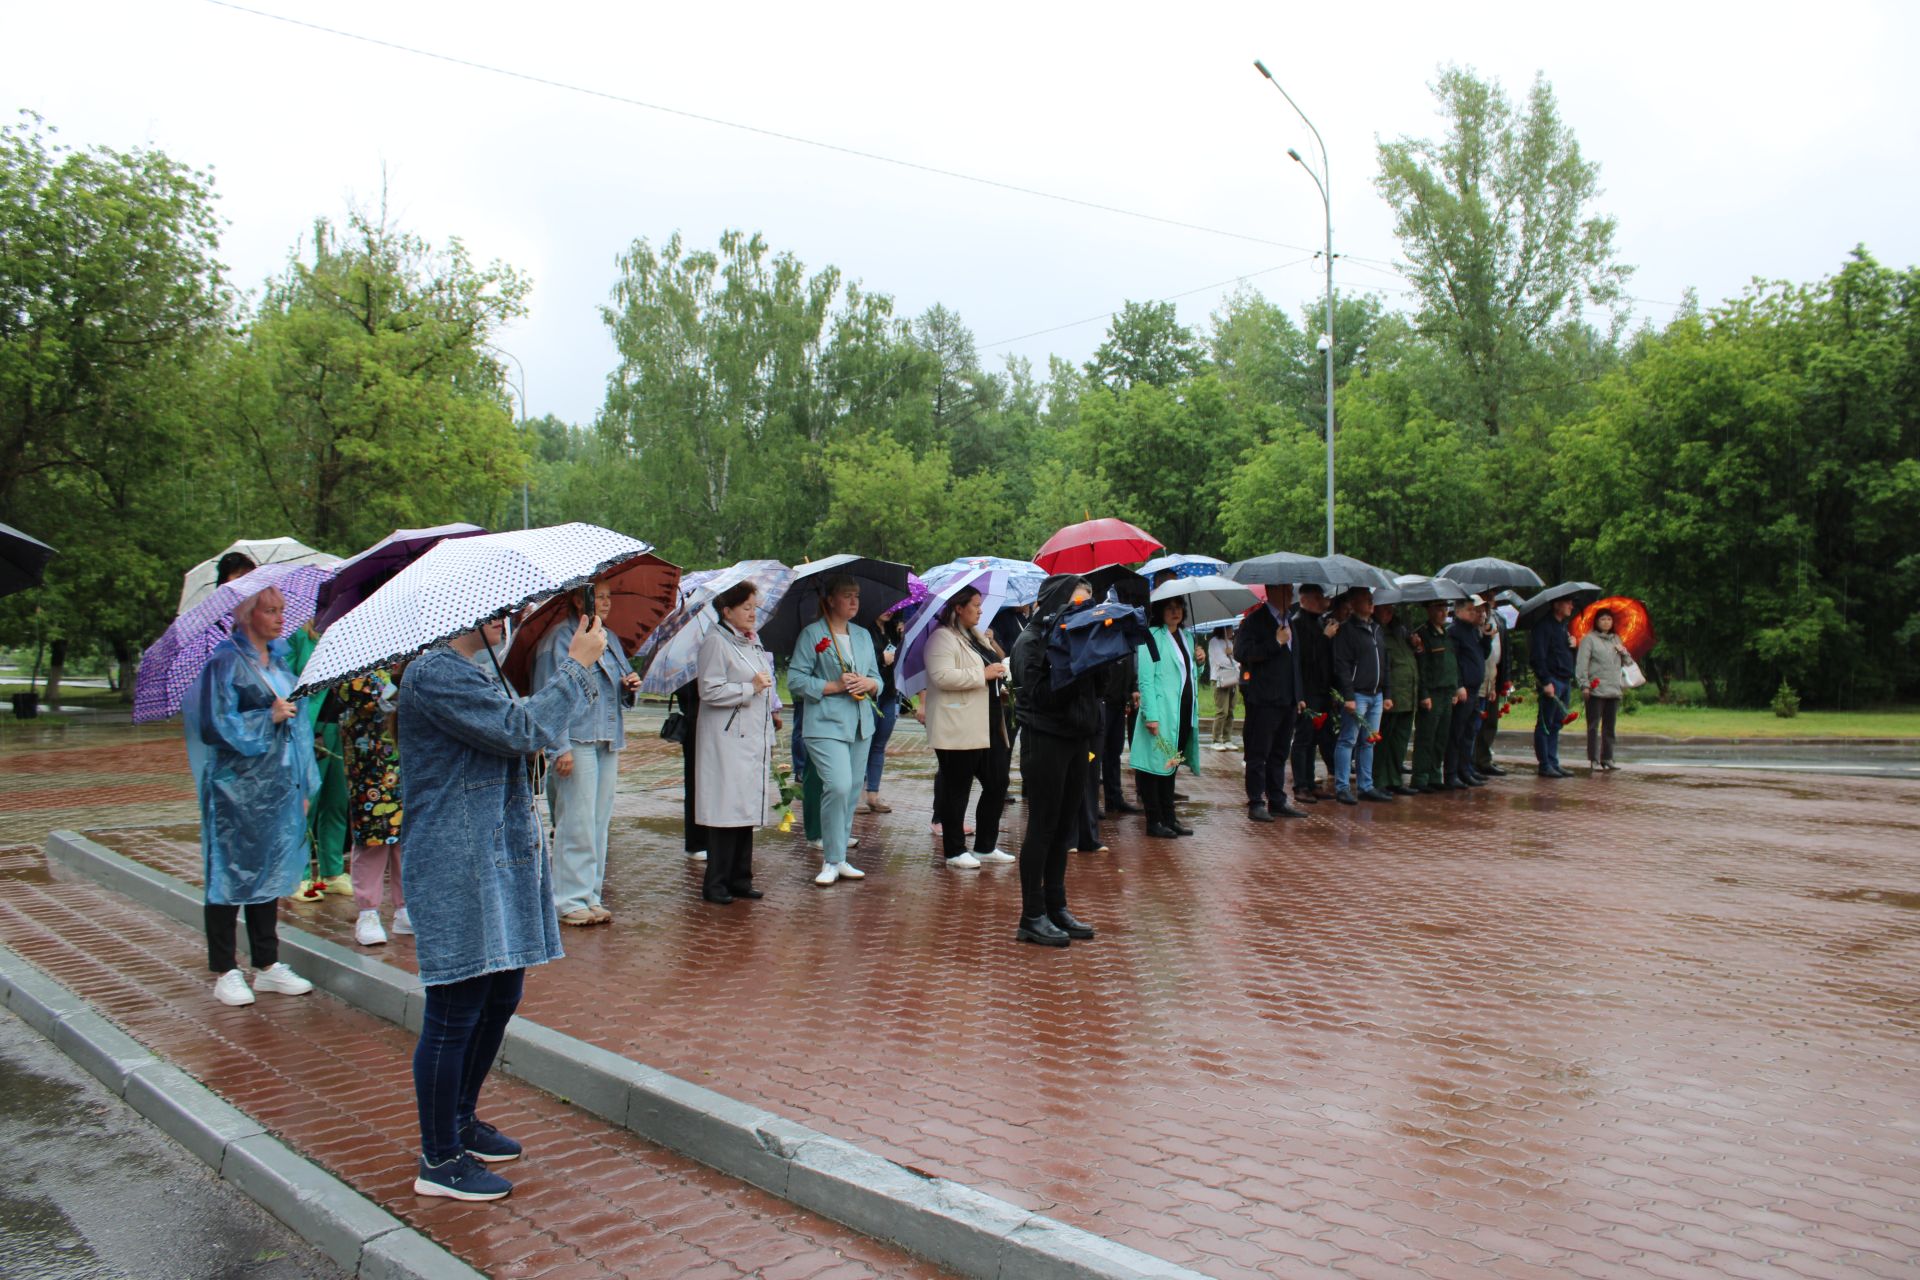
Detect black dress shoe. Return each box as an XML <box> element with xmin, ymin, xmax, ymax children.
<box><xmin>1173</xmin><ymin>791</ymin><xmax>1190</xmax><ymax>801</ymax></box>
<box><xmin>1392</xmin><ymin>785</ymin><xmax>1421</xmax><ymax>796</ymax></box>
<box><xmin>1444</xmin><ymin>780</ymin><xmax>1468</xmax><ymax>791</ymax></box>
<box><xmin>1017</xmin><ymin>915</ymin><xmax>1070</xmax><ymax>947</ymax></box>
<box><xmin>1463</xmin><ymin>774</ymin><xmax>1487</xmax><ymax>787</ymax></box>
<box><xmin>1248</xmin><ymin>803</ymin><xmax>1276</xmax><ymax>823</ymax></box>
<box><xmin>1048</xmin><ymin>909</ymin><xmax>1095</xmax><ymax>940</ymax></box>
<box><xmin>1108</xmin><ymin>799</ymin><xmax>1142</xmax><ymax>814</ymax></box>
<box><xmin>1276</xmin><ymin>801</ymin><xmax>1308</xmax><ymax>817</ymax></box>
<box><xmin>728</xmin><ymin>884</ymin><xmax>764</xmax><ymax>899</ymax></box>
<box><xmin>1361</xmin><ymin>788</ymin><xmax>1395</xmax><ymax>802</ymax></box>
<box><xmin>1335</xmin><ymin>789</ymin><xmax>1358</xmax><ymax>805</ymax></box>
<box><xmin>1145</xmin><ymin>821</ymin><xmax>1180</xmax><ymax>838</ymax></box>
<box><xmin>1169</xmin><ymin>819</ymin><xmax>1195</xmax><ymax>836</ymax></box>
<box><xmin>1293</xmin><ymin>791</ymin><xmax>1319</xmax><ymax>805</ymax></box>
<box><xmin>1419</xmin><ymin>783</ymin><xmax>1445</xmax><ymax>793</ymax></box>
<box><xmin>1537</xmin><ymin>766</ymin><xmax>1559</xmax><ymax>778</ymax></box>
<box><xmin>702</xmin><ymin>887</ymin><xmax>734</xmax><ymax>905</ymax></box>
<box><xmin>1480</xmin><ymin>764</ymin><xmax>1509</xmax><ymax>776</ymax></box>
<box><xmin>1551</xmin><ymin>765</ymin><xmax>1574</xmax><ymax>778</ymax></box>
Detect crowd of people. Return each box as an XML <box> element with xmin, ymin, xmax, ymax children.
<box><xmin>180</xmin><ymin>540</ymin><xmax>1636</xmax><ymax>1201</ymax></box>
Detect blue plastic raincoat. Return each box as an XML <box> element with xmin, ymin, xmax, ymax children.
<box><xmin>188</xmin><ymin>633</ymin><xmax>319</xmax><ymax>905</ymax></box>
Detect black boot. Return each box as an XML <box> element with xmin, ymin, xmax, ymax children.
<box><xmin>1017</xmin><ymin>915</ymin><xmax>1070</xmax><ymax>947</ymax></box>
<box><xmin>1048</xmin><ymin>909</ymin><xmax>1095</xmax><ymax>940</ymax></box>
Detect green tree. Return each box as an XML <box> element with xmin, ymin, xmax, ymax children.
<box><xmin>1084</xmin><ymin>300</ymin><xmax>1207</xmax><ymax>390</ymax></box>
<box><xmin>811</xmin><ymin>432</ymin><xmax>1008</xmax><ymax>567</ymax></box>
<box><xmin>1070</xmin><ymin>375</ymin><xmax>1254</xmax><ymax>554</ymax></box>
<box><xmin>1376</xmin><ymin>67</ymin><xmax>1631</xmax><ymax>436</ymax></box>
<box><xmin>218</xmin><ymin>203</ymin><xmax>530</xmax><ymax>550</ymax></box>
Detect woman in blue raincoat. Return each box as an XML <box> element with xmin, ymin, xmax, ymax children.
<box><xmin>185</xmin><ymin>585</ymin><xmax>320</xmax><ymax>1008</ymax></box>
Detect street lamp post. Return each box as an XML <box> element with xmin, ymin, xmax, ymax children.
<box><xmin>490</xmin><ymin>346</ymin><xmax>531</xmax><ymax>529</ymax></box>
<box><xmin>1254</xmin><ymin>59</ymin><xmax>1336</xmax><ymax>556</ymax></box>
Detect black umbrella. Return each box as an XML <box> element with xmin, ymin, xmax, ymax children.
<box><xmin>1086</xmin><ymin>563</ymin><xmax>1150</xmax><ymax>607</ymax></box>
<box><xmin>757</xmin><ymin>554</ymin><xmax>913</xmax><ymax>655</ymax></box>
<box><xmin>1514</xmin><ymin>581</ymin><xmax>1602</xmax><ymax>627</ymax></box>
<box><xmin>1314</xmin><ymin>553</ymin><xmax>1396</xmax><ymax>592</ymax></box>
<box><xmin>1435</xmin><ymin>557</ymin><xmax>1545</xmax><ymax>594</ymax></box>
<box><xmin>1225</xmin><ymin>551</ymin><xmax>1328</xmax><ymax>588</ymax></box>
<box><xmin>0</xmin><ymin>523</ymin><xmax>58</xmax><ymax>598</ymax></box>
<box><xmin>1377</xmin><ymin>575</ymin><xmax>1473</xmax><ymax>606</ymax></box>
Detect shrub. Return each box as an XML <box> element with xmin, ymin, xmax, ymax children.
<box><xmin>1771</xmin><ymin>681</ymin><xmax>1800</xmax><ymax>719</ymax></box>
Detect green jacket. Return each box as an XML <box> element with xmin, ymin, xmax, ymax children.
<box><xmin>1412</xmin><ymin>621</ymin><xmax>1458</xmax><ymax>702</ymax></box>
<box><xmin>1382</xmin><ymin>621</ymin><xmax>1418</xmax><ymax>708</ymax></box>
<box><xmin>1130</xmin><ymin>625</ymin><xmax>1203</xmax><ymax>777</ymax></box>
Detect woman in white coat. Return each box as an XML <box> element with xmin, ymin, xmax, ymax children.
<box><xmin>924</xmin><ymin>585</ymin><xmax>1017</xmax><ymax>870</ymax></box>
<box><xmin>694</xmin><ymin>581</ymin><xmax>776</xmax><ymax>904</ymax></box>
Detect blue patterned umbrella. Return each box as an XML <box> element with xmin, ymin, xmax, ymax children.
<box><xmin>919</xmin><ymin>556</ymin><xmax>1047</xmax><ymax>608</ymax></box>
<box><xmin>639</xmin><ymin>560</ymin><xmax>793</xmax><ymax>695</ymax></box>
<box><xmin>133</xmin><ymin>561</ymin><xmax>335</xmax><ymax>723</ymax></box>
<box><xmin>1138</xmin><ymin>553</ymin><xmax>1226</xmax><ymax>581</ymax></box>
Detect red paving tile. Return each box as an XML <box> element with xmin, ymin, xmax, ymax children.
<box><xmin>8</xmin><ymin>723</ymin><xmax>1920</xmax><ymax>1278</ymax></box>
<box><xmin>0</xmin><ymin>864</ymin><xmax>950</xmax><ymax>1280</ymax></box>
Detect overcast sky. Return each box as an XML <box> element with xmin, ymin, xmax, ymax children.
<box><xmin>10</xmin><ymin>1</ymin><xmax>1918</xmax><ymax>425</ymax></box>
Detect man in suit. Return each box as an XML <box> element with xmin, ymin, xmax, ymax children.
<box><xmin>1445</xmin><ymin>598</ymin><xmax>1490</xmax><ymax>789</ymax></box>
<box><xmin>1288</xmin><ymin>584</ymin><xmax>1337</xmax><ymax>804</ymax></box>
<box><xmin>1531</xmin><ymin>597</ymin><xmax>1579</xmax><ymax>778</ymax></box>
<box><xmin>1233</xmin><ymin>584</ymin><xmax>1305</xmax><ymax>821</ymax></box>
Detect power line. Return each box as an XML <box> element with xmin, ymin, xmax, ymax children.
<box><xmin>979</xmin><ymin>257</ymin><xmax>1318</xmax><ymax>349</ymax></box>
<box><xmin>203</xmin><ymin>0</ymin><xmax>1324</xmax><ymax>257</ymax></box>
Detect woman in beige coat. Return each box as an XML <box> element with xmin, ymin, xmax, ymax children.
<box><xmin>924</xmin><ymin>586</ymin><xmax>1016</xmax><ymax>870</ymax></box>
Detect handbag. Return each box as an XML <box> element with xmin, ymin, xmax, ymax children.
<box><xmin>1620</xmin><ymin>658</ymin><xmax>1647</xmax><ymax>689</ymax></box>
<box><xmin>659</xmin><ymin>709</ymin><xmax>687</xmax><ymax>744</ymax></box>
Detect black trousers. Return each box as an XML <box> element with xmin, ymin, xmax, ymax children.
<box><xmin>205</xmin><ymin>901</ymin><xmax>278</xmax><ymax>974</ymax></box>
<box><xmin>1135</xmin><ymin>770</ymin><xmax>1178</xmax><ymax>827</ymax></box>
<box><xmin>677</xmin><ymin>687</ymin><xmax>707</xmax><ymax>853</ymax></box>
<box><xmin>1018</xmin><ymin>730</ymin><xmax>1085</xmax><ymax>919</ymax></box>
<box><xmin>1099</xmin><ymin>700</ymin><xmax>1130</xmax><ymax>806</ymax></box>
<box><xmin>1445</xmin><ymin>696</ymin><xmax>1482</xmax><ymax>781</ymax></box>
<box><xmin>1241</xmin><ymin>699</ymin><xmax>1296</xmax><ymax>807</ymax></box>
<box><xmin>935</xmin><ymin>744</ymin><xmax>1009</xmax><ymax>857</ymax></box>
<box><xmin>1076</xmin><ymin>737</ymin><xmax>1102</xmax><ymax>850</ymax></box>
<box><xmin>703</xmin><ymin>826</ymin><xmax>755</xmax><ymax>895</ymax></box>
<box><xmin>1585</xmin><ymin>695</ymin><xmax>1619</xmax><ymax>764</ymax></box>
<box><xmin>1292</xmin><ymin>695</ymin><xmax>1335</xmax><ymax>792</ymax></box>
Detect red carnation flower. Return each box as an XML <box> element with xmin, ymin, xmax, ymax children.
<box><xmin>1563</xmin><ymin>712</ymin><xmax>1579</xmax><ymax>726</ymax></box>
<box><xmin>1311</xmin><ymin>712</ymin><xmax>1328</xmax><ymax>730</ymax></box>
<box><xmin>1589</xmin><ymin>677</ymin><xmax>1601</xmax><ymax>691</ymax></box>
<box><xmin>814</xmin><ymin>637</ymin><xmax>832</xmax><ymax>654</ymax></box>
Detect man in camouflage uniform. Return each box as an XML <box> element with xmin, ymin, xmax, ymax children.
<box><xmin>1409</xmin><ymin>600</ymin><xmax>1458</xmax><ymax>793</ymax></box>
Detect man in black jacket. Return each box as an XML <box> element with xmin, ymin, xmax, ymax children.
<box><xmin>1010</xmin><ymin>575</ymin><xmax>1101</xmax><ymax>947</ymax></box>
<box><xmin>1232</xmin><ymin>584</ymin><xmax>1304</xmax><ymax>822</ymax></box>
<box><xmin>1289</xmin><ymin>585</ymin><xmax>1338</xmax><ymax>803</ymax></box>
<box><xmin>1329</xmin><ymin>588</ymin><xmax>1394</xmax><ymax>804</ymax></box>
<box><xmin>1445</xmin><ymin>599</ymin><xmax>1490</xmax><ymax>788</ymax></box>
<box><xmin>1474</xmin><ymin>598</ymin><xmax>1513</xmax><ymax>776</ymax></box>
<box><xmin>1530</xmin><ymin>598</ymin><xmax>1578</xmax><ymax>777</ymax></box>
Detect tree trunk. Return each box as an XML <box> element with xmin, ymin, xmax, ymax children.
<box><xmin>114</xmin><ymin>639</ymin><xmax>135</xmax><ymax>704</ymax></box>
<box><xmin>43</xmin><ymin>638</ymin><xmax>67</xmax><ymax>708</ymax></box>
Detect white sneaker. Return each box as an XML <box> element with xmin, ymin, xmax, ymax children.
<box><xmin>947</xmin><ymin>852</ymin><xmax>982</xmax><ymax>870</ymax></box>
<box><xmin>836</xmin><ymin>862</ymin><xmax>865</xmax><ymax>880</ymax></box>
<box><xmin>814</xmin><ymin>864</ymin><xmax>840</xmax><ymax>886</ymax></box>
<box><xmin>688</xmin><ymin>849</ymin><xmax>708</xmax><ymax>861</ymax></box>
<box><xmin>354</xmin><ymin>910</ymin><xmax>387</xmax><ymax>946</ymax></box>
<box><xmin>848</xmin><ymin>837</ymin><xmax>861</xmax><ymax>849</ymax></box>
<box><xmin>391</xmin><ymin>906</ymin><xmax>413</xmax><ymax>935</ymax></box>
<box><xmin>213</xmin><ymin>969</ymin><xmax>255</xmax><ymax>1007</ymax></box>
<box><xmin>808</xmin><ymin>838</ymin><xmax>824</xmax><ymax>850</ymax></box>
<box><xmin>978</xmin><ymin>849</ymin><xmax>1016</xmax><ymax>864</ymax></box>
<box><xmin>253</xmin><ymin>962</ymin><xmax>313</xmax><ymax>997</ymax></box>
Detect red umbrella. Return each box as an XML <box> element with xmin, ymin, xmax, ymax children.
<box><xmin>503</xmin><ymin>552</ymin><xmax>682</xmax><ymax>695</ymax></box>
<box><xmin>1034</xmin><ymin>518</ymin><xmax>1163</xmax><ymax>576</ymax></box>
<box><xmin>1570</xmin><ymin>595</ymin><xmax>1656</xmax><ymax>663</ymax></box>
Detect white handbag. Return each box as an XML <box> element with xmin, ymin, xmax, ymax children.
<box><xmin>1620</xmin><ymin>659</ymin><xmax>1647</xmax><ymax>689</ymax></box>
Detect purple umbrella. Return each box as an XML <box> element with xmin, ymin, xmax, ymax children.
<box><xmin>313</xmin><ymin>523</ymin><xmax>487</xmax><ymax>633</ymax></box>
<box><xmin>133</xmin><ymin>562</ymin><xmax>335</xmax><ymax>723</ymax></box>
<box><xmin>896</xmin><ymin>567</ymin><xmax>1005</xmax><ymax>697</ymax></box>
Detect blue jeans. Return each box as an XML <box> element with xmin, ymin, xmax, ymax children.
<box><xmin>806</xmin><ymin>735</ymin><xmax>872</xmax><ymax>865</ymax></box>
<box><xmin>1534</xmin><ymin>684</ymin><xmax>1564</xmax><ymax>769</ymax></box>
<box><xmin>863</xmin><ymin>694</ymin><xmax>899</xmax><ymax>793</ymax></box>
<box><xmin>550</xmin><ymin>742</ymin><xmax>617</xmax><ymax>914</ymax></box>
<box><xmin>1333</xmin><ymin>692</ymin><xmax>1385</xmax><ymax>793</ymax></box>
<box><xmin>413</xmin><ymin>967</ymin><xmax>523</xmax><ymax>1163</ymax></box>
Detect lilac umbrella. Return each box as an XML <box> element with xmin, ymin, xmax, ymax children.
<box><xmin>313</xmin><ymin>523</ymin><xmax>487</xmax><ymax>632</ymax></box>
<box><xmin>896</xmin><ymin>567</ymin><xmax>1006</xmax><ymax>697</ymax></box>
<box><xmin>133</xmin><ymin>561</ymin><xmax>335</xmax><ymax>723</ymax></box>
<box><xmin>638</xmin><ymin>560</ymin><xmax>794</xmax><ymax>695</ymax></box>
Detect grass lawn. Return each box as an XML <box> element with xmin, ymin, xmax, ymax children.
<box><xmin>1617</xmin><ymin>704</ymin><xmax>1920</xmax><ymax>739</ymax></box>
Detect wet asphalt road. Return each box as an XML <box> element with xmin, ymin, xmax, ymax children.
<box><xmin>0</xmin><ymin>1008</ymin><xmax>344</xmax><ymax>1280</ymax></box>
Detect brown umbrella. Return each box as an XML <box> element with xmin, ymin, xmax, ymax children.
<box><xmin>503</xmin><ymin>553</ymin><xmax>682</xmax><ymax>695</ymax></box>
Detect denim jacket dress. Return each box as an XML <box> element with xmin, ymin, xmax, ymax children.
<box><xmin>398</xmin><ymin>645</ymin><xmax>594</xmax><ymax>986</ymax></box>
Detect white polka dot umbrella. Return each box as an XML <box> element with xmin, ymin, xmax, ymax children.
<box><xmin>290</xmin><ymin>523</ymin><xmax>654</xmax><ymax>697</ymax></box>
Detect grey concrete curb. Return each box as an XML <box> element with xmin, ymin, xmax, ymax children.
<box><xmin>45</xmin><ymin>829</ymin><xmax>1209</xmax><ymax>1280</ymax></box>
<box><xmin>0</xmin><ymin>939</ymin><xmax>481</xmax><ymax>1280</ymax></box>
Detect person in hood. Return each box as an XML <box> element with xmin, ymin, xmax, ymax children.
<box><xmin>1009</xmin><ymin>574</ymin><xmax>1100</xmax><ymax>947</ymax></box>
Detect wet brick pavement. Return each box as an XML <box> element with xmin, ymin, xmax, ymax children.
<box><xmin>6</xmin><ymin>722</ymin><xmax>1920</xmax><ymax>1278</ymax></box>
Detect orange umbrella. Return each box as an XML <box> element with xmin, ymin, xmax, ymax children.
<box><xmin>1570</xmin><ymin>596</ymin><xmax>1656</xmax><ymax>663</ymax></box>
<box><xmin>503</xmin><ymin>553</ymin><xmax>682</xmax><ymax>695</ymax></box>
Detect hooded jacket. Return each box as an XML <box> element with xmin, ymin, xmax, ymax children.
<box><xmin>1330</xmin><ymin>614</ymin><xmax>1388</xmax><ymax>700</ymax></box>
<box><xmin>1012</xmin><ymin>574</ymin><xmax>1101</xmax><ymax>742</ymax></box>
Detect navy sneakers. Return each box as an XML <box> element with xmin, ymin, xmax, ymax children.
<box><xmin>463</xmin><ymin>1120</ymin><xmax>523</xmax><ymax>1164</ymax></box>
<box><xmin>414</xmin><ymin>1153</ymin><xmax>512</xmax><ymax>1201</ymax></box>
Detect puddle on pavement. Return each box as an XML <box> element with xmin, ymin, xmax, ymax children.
<box><xmin>0</xmin><ymin>1190</ymin><xmax>121</xmax><ymax>1279</ymax></box>
<box><xmin>1812</xmin><ymin>888</ymin><xmax>1920</xmax><ymax>910</ymax></box>
<box><xmin>0</xmin><ymin>861</ymin><xmax>52</xmax><ymax>884</ymax></box>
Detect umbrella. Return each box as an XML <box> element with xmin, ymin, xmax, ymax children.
<box><xmin>1314</xmin><ymin>553</ymin><xmax>1396</xmax><ymax>592</ymax></box>
<box><xmin>133</xmin><ymin>561</ymin><xmax>335</xmax><ymax>723</ymax></box>
<box><xmin>1434</xmin><ymin>557</ymin><xmax>1545</xmax><ymax>594</ymax></box>
<box><xmin>288</xmin><ymin>523</ymin><xmax>655</xmax><ymax>697</ymax></box>
<box><xmin>1225</xmin><ymin>551</ymin><xmax>1326</xmax><ymax>588</ymax></box>
<box><xmin>1149</xmin><ymin>574</ymin><xmax>1260</xmax><ymax>626</ymax></box>
<box><xmin>313</xmin><ymin>523</ymin><xmax>488</xmax><ymax>633</ymax></box>
<box><xmin>503</xmin><ymin>552</ymin><xmax>684</xmax><ymax>696</ymax></box>
<box><xmin>637</xmin><ymin>560</ymin><xmax>794</xmax><ymax>696</ymax></box>
<box><xmin>0</xmin><ymin>523</ymin><xmax>57</xmax><ymax>598</ymax></box>
<box><xmin>1033</xmin><ymin>517</ymin><xmax>1162</xmax><ymax>576</ymax></box>
<box><xmin>878</xmin><ymin>574</ymin><xmax>931</xmax><ymax>621</ymax></box>
<box><xmin>179</xmin><ymin>537</ymin><xmax>340</xmax><ymax>616</ymax></box>
<box><xmin>1046</xmin><ymin>601</ymin><xmax>1155</xmax><ymax>685</ymax></box>
<box><xmin>1377</xmin><ymin>575</ymin><xmax>1473</xmax><ymax>606</ymax></box>
<box><xmin>1138</xmin><ymin>553</ymin><xmax>1226</xmax><ymax>582</ymax></box>
<box><xmin>634</xmin><ymin>568</ymin><xmax>724</xmax><ymax>665</ymax></box>
<box><xmin>897</xmin><ymin>567</ymin><xmax>1007</xmax><ymax>697</ymax></box>
<box><xmin>919</xmin><ymin>556</ymin><xmax>1047</xmax><ymax>608</ymax></box>
<box><xmin>1514</xmin><ymin>581</ymin><xmax>1603</xmax><ymax>628</ymax></box>
<box><xmin>1570</xmin><ymin>596</ymin><xmax>1657</xmax><ymax>664</ymax></box>
<box><xmin>1087</xmin><ymin>563</ymin><xmax>1150</xmax><ymax>607</ymax></box>
<box><xmin>756</xmin><ymin>554</ymin><xmax>912</xmax><ymax>656</ymax></box>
